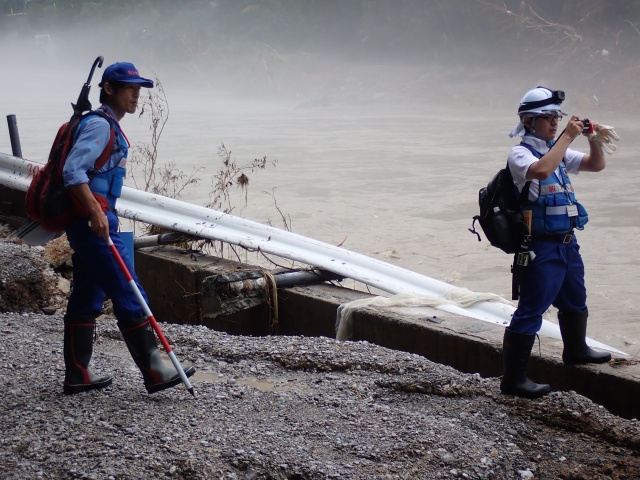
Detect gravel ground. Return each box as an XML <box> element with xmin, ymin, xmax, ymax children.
<box><xmin>1</xmin><ymin>236</ymin><xmax>640</xmax><ymax>479</ymax></box>
<box><xmin>2</xmin><ymin>313</ymin><xmax>640</xmax><ymax>480</ymax></box>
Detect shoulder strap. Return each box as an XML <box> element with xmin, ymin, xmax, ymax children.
<box><xmin>520</xmin><ymin>178</ymin><xmax>531</xmax><ymax>205</ymax></box>
<box><xmin>507</xmin><ymin>142</ymin><xmax>542</xmax><ymax>206</ymax></box>
<box><xmin>519</xmin><ymin>140</ymin><xmax>566</xmax><ymax>166</ymax></box>
<box><xmin>519</xmin><ymin>141</ymin><xmax>541</xmax><ymax>158</ymax></box>
<box><xmin>507</xmin><ymin>153</ymin><xmax>532</xmax><ymax>206</ymax></box>
<box><xmin>81</xmin><ymin>110</ymin><xmax>117</xmax><ymax>172</ymax></box>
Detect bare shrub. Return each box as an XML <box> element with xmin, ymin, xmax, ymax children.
<box><xmin>128</xmin><ymin>76</ymin><xmax>289</xmax><ymax>268</ymax></box>
<box><xmin>130</xmin><ymin>78</ymin><xmax>203</xmax><ymax>199</ymax></box>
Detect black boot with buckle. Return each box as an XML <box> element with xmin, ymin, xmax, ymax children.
<box><xmin>558</xmin><ymin>308</ymin><xmax>612</xmax><ymax>364</ymax></box>
<box><xmin>63</xmin><ymin>315</ymin><xmax>113</xmax><ymax>394</ymax></box>
<box><xmin>500</xmin><ymin>328</ymin><xmax>551</xmax><ymax>399</ymax></box>
<box><xmin>118</xmin><ymin>317</ymin><xmax>195</xmax><ymax>394</ymax></box>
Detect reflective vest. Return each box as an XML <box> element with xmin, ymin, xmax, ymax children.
<box><xmin>75</xmin><ymin>109</ymin><xmax>128</xmax><ymax>210</ymax></box>
<box><xmin>519</xmin><ymin>143</ymin><xmax>589</xmax><ymax>235</ymax></box>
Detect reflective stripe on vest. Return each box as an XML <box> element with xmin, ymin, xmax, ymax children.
<box><xmin>540</xmin><ymin>183</ymin><xmax>574</xmax><ymax>195</ymax></box>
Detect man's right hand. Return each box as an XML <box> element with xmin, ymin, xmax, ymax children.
<box><xmin>88</xmin><ymin>211</ymin><xmax>109</xmax><ymax>239</ymax></box>
<box><xmin>565</xmin><ymin>116</ymin><xmax>585</xmax><ymax>140</ymax></box>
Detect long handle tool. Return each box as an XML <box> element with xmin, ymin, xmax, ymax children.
<box><xmin>72</xmin><ymin>56</ymin><xmax>104</xmax><ymax>115</ymax></box>
<box><xmin>105</xmin><ymin>234</ymin><xmax>195</xmax><ymax>396</ymax></box>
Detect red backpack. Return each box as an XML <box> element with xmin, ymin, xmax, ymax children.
<box><xmin>24</xmin><ymin>110</ymin><xmax>115</xmax><ymax>233</ymax></box>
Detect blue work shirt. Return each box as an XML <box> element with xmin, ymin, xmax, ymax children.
<box><xmin>62</xmin><ymin>105</ymin><xmax>128</xmax><ymax>188</ymax></box>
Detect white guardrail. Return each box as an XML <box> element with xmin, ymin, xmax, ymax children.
<box><xmin>0</xmin><ymin>151</ymin><xmax>626</xmax><ymax>355</ymax></box>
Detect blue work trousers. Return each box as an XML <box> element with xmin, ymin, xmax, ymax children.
<box><xmin>509</xmin><ymin>237</ymin><xmax>587</xmax><ymax>335</ymax></box>
<box><xmin>65</xmin><ymin>210</ymin><xmax>148</xmax><ymax>320</ymax></box>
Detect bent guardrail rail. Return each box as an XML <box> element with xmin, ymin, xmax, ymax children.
<box><xmin>0</xmin><ymin>151</ymin><xmax>626</xmax><ymax>355</ymax></box>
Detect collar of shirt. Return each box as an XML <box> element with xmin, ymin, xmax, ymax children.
<box><xmin>98</xmin><ymin>104</ymin><xmax>130</xmax><ymax>148</ymax></box>
<box><xmin>522</xmin><ymin>134</ymin><xmax>550</xmax><ymax>154</ymax></box>
<box><xmin>98</xmin><ymin>104</ymin><xmax>119</xmax><ymax>124</ymax></box>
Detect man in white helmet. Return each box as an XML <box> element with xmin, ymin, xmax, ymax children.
<box><xmin>501</xmin><ymin>86</ymin><xmax>611</xmax><ymax>399</ymax></box>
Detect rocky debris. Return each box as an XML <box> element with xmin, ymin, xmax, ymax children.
<box><xmin>1</xmin><ymin>313</ymin><xmax>640</xmax><ymax>480</ymax></box>
<box><xmin>42</xmin><ymin>234</ymin><xmax>74</xmax><ymax>271</ymax></box>
<box><xmin>0</xmin><ymin>229</ymin><xmax>85</xmax><ymax>314</ymax></box>
<box><xmin>0</xmin><ymin>239</ymin><xmax>66</xmax><ymax>313</ymax></box>
<box><xmin>0</xmin><ymin>223</ymin><xmax>12</xmax><ymax>238</ymax></box>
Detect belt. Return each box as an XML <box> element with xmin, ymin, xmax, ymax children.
<box><xmin>534</xmin><ymin>232</ymin><xmax>574</xmax><ymax>243</ymax></box>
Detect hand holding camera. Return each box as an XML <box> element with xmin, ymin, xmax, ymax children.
<box><xmin>579</xmin><ymin>118</ymin><xmax>593</xmax><ymax>135</ymax></box>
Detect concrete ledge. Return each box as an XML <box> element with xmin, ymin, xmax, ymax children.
<box><xmin>347</xmin><ymin>306</ymin><xmax>640</xmax><ymax>419</ymax></box>
<box><xmin>134</xmin><ymin>247</ymin><xmax>640</xmax><ymax>420</ymax></box>
<box><xmin>135</xmin><ymin>247</ymin><xmax>263</xmax><ymax>327</ymax></box>
<box><xmin>276</xmin><ymin>285</ymin><xmax>371</xmax><ymax>338</ymax></box>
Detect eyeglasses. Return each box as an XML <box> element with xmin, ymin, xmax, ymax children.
<box><xmin>537</xmin><ymin>114</ymin><xmax>562</xmax><ymax>122</ymax></box>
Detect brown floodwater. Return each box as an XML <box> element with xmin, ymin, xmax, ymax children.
<box><xmin>2</xmin><ymin>65</ymin><xmax>639</xmax><ymax>357</ymax></box>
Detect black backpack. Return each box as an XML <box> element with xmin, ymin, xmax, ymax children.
<box><xmin>469</xmin><ymin>164</ymin><xmax>531</xmax><ymax>254</ymax></box>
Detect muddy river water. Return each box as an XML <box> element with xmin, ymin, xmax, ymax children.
<box><xmin>2</xmin><ymin>68</ymin><xmax>639</xmax><ymax>357</ymax></box>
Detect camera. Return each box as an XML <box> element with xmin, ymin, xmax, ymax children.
<box><xmin>580</xmin><ymin>118</ymin><xmax>591</xmax><ymax>134</ymax></box>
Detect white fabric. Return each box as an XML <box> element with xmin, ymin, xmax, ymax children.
<box><xmin>335</xmin><ymin>291</ymin><xmax>513</xmax><ymax>341</ymax></box>
<box><xmin>509</xmin><ymin>121</ymin><xmax>526</xmax><ymax>138</ymax></box>
<box><xmin>508</xmin><ymin>135</ymin><xmax>584</xmax><ymax>202</ymax></box>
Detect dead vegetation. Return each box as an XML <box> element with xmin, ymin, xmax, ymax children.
<box><xmin>473</xmin><ymin>0</ymin><xmax>640</xmax><ymax>108</ymax></box>
<box><xmin>127</xmin><ymin>78</ymin><xmax>290</xmax><ymax>268</ymax></box>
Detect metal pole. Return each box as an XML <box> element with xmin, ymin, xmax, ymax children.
<box><xmin>133</xmin><ymin>232</ymin><xmax>190</xmax><ymax>248</ymax></box>
<box><xmin>6</xmin><ymin>115</ymin><xmax>23</xmax><ymax>158</ymax></box>
<box><xmin>271</xmin><ymin>269</ymin><xmax>344</xmax><ymax>288</ymax></box>
<box><xmin>105</xmin><ymin>234</ymin><xmax>195</xmax><ymax>396</ymax></box>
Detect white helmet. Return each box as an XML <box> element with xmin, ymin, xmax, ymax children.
<box><xmin>509</xmin><ymin>86</ymin><xmax>567</xmax><ymax>138</ymax></box>
<box><xmin>518</xmin><ymin>86</ymin><xmax>567</xmax><ymax>117</ymax></box>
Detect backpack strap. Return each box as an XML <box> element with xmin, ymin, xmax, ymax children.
<box><xmin>81</xmin><ymin>110</ymin><xmax>117</xmax><ymax>178</ymax></box>
<box><xmin>515</xmin><ymin>142</ymin><xmax>542</xmax><ymax>205</ymax></box>
<box><xmin>520</xmin><ymin>176</ymin><xmax>531</xmax><ymax>206</ymax></box>
<box><xmin>505</xmin><ymin>160</ymin><xmax>531</xmax><ymax>207</ymax></box>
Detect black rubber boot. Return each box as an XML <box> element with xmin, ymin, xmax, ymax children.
<box><xmin>558</xmin><ymin>309</ymin><xmax>612</xmax><ymax>364</ymax></box>
<box><xmin>63</xmin><ymin>315</ymin><xmax>113</xmax><ymax>395</ymax></box>
<box><xmin>119</xmin><ymin>318</ymin><xmax>195</xmax><ymax>394</ymax></box>
<box><xmin>500</xmin><ymin>328</ymin><xmax>551</xmax><ymax>399</ymax></box>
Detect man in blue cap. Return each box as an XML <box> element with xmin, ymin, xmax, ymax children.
<box><xmin>61</xmin><ymin>61</ymin><xmax>195</xmax><ymax>395</ymax></box>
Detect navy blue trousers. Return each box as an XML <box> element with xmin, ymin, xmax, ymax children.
<box><xmin>509</xmin><ymin>236</ymin><xmax>587</xmax><ymax>335</ymax></box>
<box><xmin>66</xmin><ymin>211</ymin><xmax>148</xmax><ymax>320</ymax></box>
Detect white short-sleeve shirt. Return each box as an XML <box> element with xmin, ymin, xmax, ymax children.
<box><xmin>508</xmin><ymin>135</ymin><xmax>585</xmax><ymax>201</ymax></box>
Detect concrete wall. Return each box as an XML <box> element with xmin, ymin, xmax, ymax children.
<box><xmin>134</xmin><ymin>247</ymin><xmax>640</xmax><ymax>420</ymax></box>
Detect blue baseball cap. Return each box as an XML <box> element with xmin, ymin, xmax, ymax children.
<box><xmin>99</xmin><ymin>62</ymin><xmax>154</xmax><ymax>88</ymax></box>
